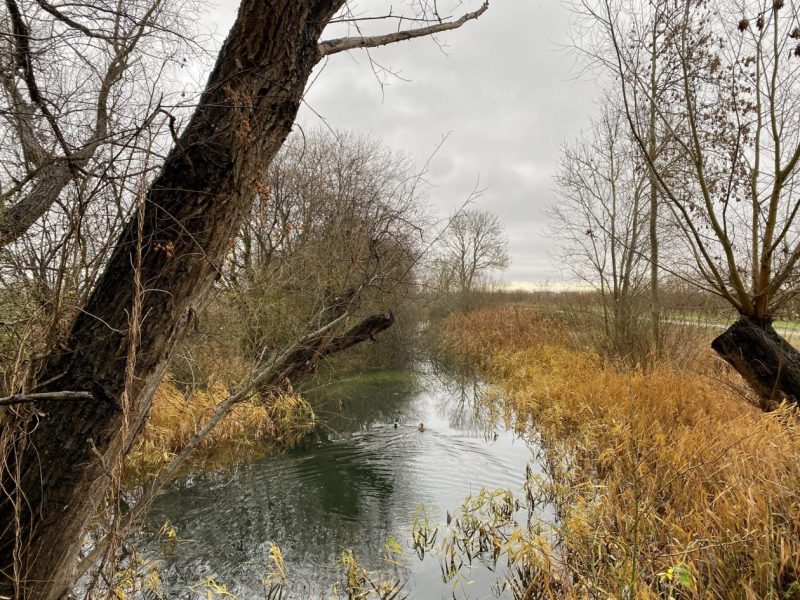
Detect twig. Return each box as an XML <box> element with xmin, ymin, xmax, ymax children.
<box><xmin>0</xmin><ymin>391</ymin><xmax>93</xmax><ymax>407</ymax></box>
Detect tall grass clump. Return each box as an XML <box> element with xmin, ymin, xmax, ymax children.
<box><xmin>443</xmin><ymin>288</ymin><xmax>725</xmax><ymax>369</ymax></box>
<box><xmin>126</xmin><ymin>378</ymin><xmax>315</xmax><ymax>480</ymax></box>
<box><xmin>440</xmin><ymin>305</ymin><xmax>800</xmax><ymax>599</ymax></box>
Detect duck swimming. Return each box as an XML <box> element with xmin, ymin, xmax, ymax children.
<box><xmin>417</xmin><ymin>422</ymin><xmax>425</xmax><ymax>432</ymax></box>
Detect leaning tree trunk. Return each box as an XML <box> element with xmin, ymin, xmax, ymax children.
<box><xmin>0</xmin><ymin>2</ymin><xmax>346</xmax><ymax>598</ymax></box>
<box><xmin>712</xmin><ymin>315</ymin><xmax>800</xmax><ymax>410</ymax></box>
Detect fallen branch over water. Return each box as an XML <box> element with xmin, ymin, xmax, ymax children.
<box><xmin>75</xmin><ymin>304</ymin><xmax>394</xmax><ymax>580</ymax></box>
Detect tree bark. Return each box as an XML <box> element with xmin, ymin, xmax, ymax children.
<box><xmin>711</xmin><ymin>316</ymin><xmax>800</xmax><ymax>410</ymax></box>
<box><xmin>0</xmin><ymin>2</ymin><xmax>345</xmax><ymax>597</ymax></box>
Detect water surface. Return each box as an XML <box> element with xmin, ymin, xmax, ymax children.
<box><xmin>147</xmin><ymin>365</ymin><xmax>538</xmax><ymax>598</ymax></box>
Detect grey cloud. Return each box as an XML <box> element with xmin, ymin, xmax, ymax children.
<box><xmin>205</xmin><ymin>0</ymin><xmax>597</xmax><ymax>283</ymax></box>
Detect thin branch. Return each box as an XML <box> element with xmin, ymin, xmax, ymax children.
<box><xmin>0</xmin><ymin>391</ymin><xmax>93</xmax><ymax>407</ymax></box>
<box><xmin>33</xmin><ymin>0</ymin><xmax>114</xmax><ymax>41</ymax></box>
<box><xmin>5</xmin><ymin>0</ymin><xmax>74</xmax><ymax>161</ymax></box>
<box><xmin>318</xmin><ymin>2</ymin><xmax>488</xmax><ymax>57</ymax></box>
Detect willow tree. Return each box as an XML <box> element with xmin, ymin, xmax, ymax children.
<box><xmin>579</xmin><ymin>0</ymin><xmax>800</xmax><ymax>408</ymax></box>
<box><xmin>0</xmin><ymin>1</ymin><xmax>489</xmax><ymax>597</ymax></box>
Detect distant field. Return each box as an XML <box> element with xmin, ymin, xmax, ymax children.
<box><xmin>664</xmin><ymin>311</ymin><xmax>800</xmax><ymax>335</ymax></box>
<box><xmin>508</xmin><ymin>298</ymin><xmax>800</xmax><ymax>338</ymax></box>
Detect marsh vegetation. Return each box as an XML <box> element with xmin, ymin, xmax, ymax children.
<box><xmin>2</xmin><ymin>0</ymin><xmax>800</xmax><ymax>598</ymax></box>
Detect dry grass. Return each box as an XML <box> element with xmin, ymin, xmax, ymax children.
<box><xmin>126</xmin><ymin>377</ymin><xmax>315</xmax><ymax>480</ymax></box>
<box><xmin>440</xmin><ymin>305</ymin><xmax>800</xmax><ymax>599</ymax></box>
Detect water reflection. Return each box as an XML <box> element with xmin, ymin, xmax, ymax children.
<box><xmin>146</xmin><ymin>364</ymin><xmax>537</xmax><ymax>599</ymax></box>
<box><xmin>431</xmin><ymin>368</ymin><xmax>496</xmax><ymax>436</ymax></box>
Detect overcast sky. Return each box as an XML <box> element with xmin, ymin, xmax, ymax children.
<box><xmin>203</xmin><ymin>1</ymin><xmax>600</xmax><ymax>286</ymax></box>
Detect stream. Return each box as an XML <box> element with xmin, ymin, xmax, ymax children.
<box><xmin>145</xmin><ymin>364</ymin><xmax>541</xmax><ymax>598</ymax></box>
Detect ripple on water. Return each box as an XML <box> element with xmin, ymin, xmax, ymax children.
<box><xmin>146</xmin><ymin>367</ymin><xmax>541</xmax><ymax>599</ymax></box>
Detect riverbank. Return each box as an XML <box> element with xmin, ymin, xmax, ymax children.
<box><xmin>439</xmin><ymin>305</ymin><xmax>800</xmax><ymax>598</ymax></box>
<box><xmin>126</xmin><ymin>377</ymin><xmax>316</xmax><ymax>481</ymax></box>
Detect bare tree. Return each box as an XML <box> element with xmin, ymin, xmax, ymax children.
<box><xmin>440</xmin><ymin>208</ymin><xmax>510</xmax><ymax>308</ymax></box>
<box><xmin>70</xmin><ymin>131</ymin><xmax>428</xmax><ymax>588</ymax></box>
<box><xmin>0</xmin><ymin>1</ymin><xmax>489</xmax><ymax>597</ymax></box>
<box><xmin>552</xmin><ymin>108</ymin><xmax>650</xmax><ymax>356</ymax></box>
<box><xmin>570</xmin><ymin>0</ymin><xmax>692</xmax><ymax>353</ymax></box>
<box><xmin>0</xmin><ymin>0</ymin><xmax>197</xmax><ymax>247</ymax></box>
<box><xmin>0</xmin><ymin>0</ymin><xmax>200</xmax><ymax>399</ymax></box>
<box><xmin>222</xmin><ymin>130</ymin><xmax>425</xmax><ymax>364</ymax></box>
<box><xmin>575</xmin><ymin>0</ymin><xmax>800</xmax><ymax>408</ymax></box>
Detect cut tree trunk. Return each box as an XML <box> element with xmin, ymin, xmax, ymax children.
<box><xmin>711</xmin><ymin>315</ymin><xmax>800</xmax><ymax>410</ymax></box>
<box><xmin>0</xmin><ymin>2</ymin><xmax>346</xmax><ymax>598</ymax></box>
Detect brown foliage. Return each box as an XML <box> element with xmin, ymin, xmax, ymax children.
<box><xmin>440</xmin><ymin>305</ymin><xmax>800</xmax><ymax>598</ymax></box>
